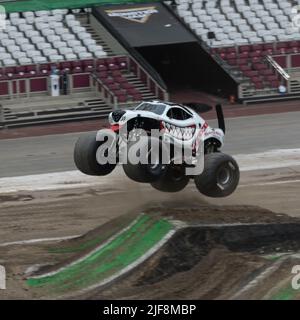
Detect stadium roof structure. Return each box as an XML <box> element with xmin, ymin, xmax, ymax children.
<box><xmin>1</xmin><ymin>0</ymin><xmax>155</xmax><ymax>13</ymax></box>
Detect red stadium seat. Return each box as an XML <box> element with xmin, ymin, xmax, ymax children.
<box><xmin>270</xmin><ymin>80</ymin><xmax>280</xmax><ymax>88</ymax></box>
<box><xmin>103</xmin><ymin>78</ymin><xmax>114</xmax><ymax>85</ymax></box>
<box><xmin>251</xmin><ymin>44</ymin><xmax>263</xmax><ymax>52</ymax></box>
<box><xmin>120</xmin><ymin>82</ymin><xmax>134</xmax><ymax>90</ymax></box>
<box><xmin>82</xmin><ymin>59</ymin><xmax>94</xmax><ymax>72</ymax></box>
<box><xmin>251</xmin><ymin>76</ymin><xmax>263</xmax><ymax>83</ymax></box>
<box><xmin>114</xmin><ymin>76</ymin><xmax>127</xmax><ymax>83</ymax></box>
<box><xmin>98</xmin><ymin>71</ymin><xmax>108</xmax><ymax>78</ymax></box>
<box><xmin>97</xmin><ymin>63</ymin><xmax>107</xmax><ymax>72</ymax></box>
<box><xmin>107</xmin><ymin>83</ymin><xmax>119</xmax><ymax>91</ymax></box>
<box><xmin>108</xmin><ymin>63</ymin><xmax>119</xmax><ymax>71</ymax></box>
<box><xmin>254</xmin><ymin>82</ymin><xmax>264</xmax><ymax>89</ymax></box>
<box><xmin>116</xmin><ymin>56</ymin><xmax>128</xmax><ymax>70</ymax></box>
<box><xmin>253</xmin><ymin>64</ymin><xmax>268</xmax><ymax>71</ymax></box>
<box><xmin>219</xmin><ymin>52</ymin><xmax>226</xmax><ymax>59</ymax></box>
<box><xmin>262</xmin><ymin>43</ymin><xmax>274</xmax><ymax>55</ymax></box>
<box><xmin>111</xmin><ymin>70</ymin><xmax>122</xmax><ymax>77</ymax></box>
<box><xmin>261</xmin><ymin>69</ymin><xmax>274</xmax><ymax>76</ymax></box>
<box><xmin>16</xmin><ymin>66</ymin><xmax>26</xmax><ymax>74</ymax></box>
<box><xmin>266</xmin><ymin>75</ymin><xmax>278</xmax><ymax>82</ymax></box>
<box><xmin>244</xmin><ymin>70</ymin><xmax>259</xmax><ymax>77</ymax></box>
<box><xmin>226</xmin><ymin>47</ymin><xmax>237</xmax><ymax>54</ymax></box>
<box><xmin>131</xmin><ymin>93</ymin><xmax>142</xmax><ymax>101</ymax></box>
<box><xmin>277</xmin><ymin>42</ymin><xmax>289</xmax><ymax>50</ymax></box>
<box><xmin>252</xmin><ymin>57</ymin><xmax>261</xmax><ymax>64</ymax></box>
<box><xmin>249</xmin><ymin>51</ymin><xmax>262</xmax><ymax>58</ymax></box>
<box><xmin>226</xmin><ymin>52</ymin><xmax>237</xmax><ymax>60</ymax></box>
<box><xmin>117</xmin><ymin>95</ymin><xmax>127</xmax><ymax>103</ymax></box>
<box><xmin>239</xmin><ymin>51</ymin><xmax>249</xmax><ymax>59</ymax></box>
<box><xmin>60</xmin><ymin>61</ymin><xmax>72</xmax><ymax>71</ymax></box>
<box><xmin>289</xmin><ymin>41</ymin><xmax>299</xmax><ymax>48</ymax></box>
<box><xmin>239</xmin><ymin>45</ymin><xmax>250</xmax><ymax>53</ymax></box>
<box><xmin>4</xmin><ymin>67</ymin><xmax>16</xmax><ymax>78</ymax></box>
<box><xmin>227</xmin><ymin>59</ymin><xmax>237</xmax><ymax>66</ymax></box>
<box><xmin>237</xmin><ymin>58</ymin><xmax>248</xmax><ymax>65</ymax></box>
<box><xmin>71</xmin><ymin>61</ymin><xmax>83</xmax><ymax>73</ymax></box>
<box><xmin>240</xmin><ymin>65</ymin><xmax>251</xmax><ymax>71</ymax></box>
<box><xmin>127</xmin><ymin>88</ymin><xmax>139</xmax><ymax>96</ymax></box>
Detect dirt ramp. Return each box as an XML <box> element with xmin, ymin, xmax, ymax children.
<box><xmin>25</xmin><ymin>204</ymin><xmax>300</xmax><ymax>299</ymax></box>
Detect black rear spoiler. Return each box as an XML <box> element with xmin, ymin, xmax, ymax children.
<box><xmin>215</xmin><ymin>104</ymin><xmax>225</xmax><ymax>134</ymax></box>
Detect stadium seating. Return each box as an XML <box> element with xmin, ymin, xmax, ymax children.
<box><xmin>174</xmin><ymin>0</ymin><xmax>296</xmax><ymax>95</ymax></box>
<box><xmin>96</xmin><ymin>57</ymin><xmax>142</xmax><ymax>102</ymax></box>
<box><xmin>0</xmin><ymin>9</ymin><xmax>107</xmax><ymax>67</ymax></box>
<box><xmin>0</xmin><ymin>10</ymin><xmax>155</xmax><ymax>104</ymax></box>
<box><xmin>175</xmin><ymin>0</ymin><xmax>298</xmax><ymax>47</ymax></box>
<box><xmin>213</xmin><ymin>44</ymin><xmax>286</xmax><ymax>89</ymax></box>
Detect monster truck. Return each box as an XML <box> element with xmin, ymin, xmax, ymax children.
<box><xmin>74</xmin><ymin>101</ymin><xmax>240</xmax><ymax>197</ymax></box>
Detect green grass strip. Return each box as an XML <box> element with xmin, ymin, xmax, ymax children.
<box><xmin>2</xmin><ymin>0</ymin><xmax>156</xmax><ymax>14</ymax></box>
<box><xmin>27</xmin><ymin>214</ymin><xmax>172</xmax><ymax>294</ymax></box>
<box><xmin>272</xmin><ymin>285</ymin><xmax>299</xmax><ymax>300</ymax></box>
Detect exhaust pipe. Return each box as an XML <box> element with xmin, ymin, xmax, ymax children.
<box><xmin>215</xmin><ymin>104</ymin><xmax>225</xmax><ymax>134</ymax></box>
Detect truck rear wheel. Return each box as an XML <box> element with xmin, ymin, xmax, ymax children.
<box><xmin>122</xmin><ymin>136</ymin><xmax>166</xmax><ymax>183</ymax></box>
<box><xmin>151</xmin><ymin>164</ymin><xmax>189</xmax><ymax>192</ymax></box>
<box><xmin>74</xmin><ymin>131</ymin><xmax>116</xmax><ymax>176</ymax></box>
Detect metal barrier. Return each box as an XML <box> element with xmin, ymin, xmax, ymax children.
<box><xmin>266</xmin><ymin>55</ymin><xmax>290</xmax><ymax>81</ymax></box>
<box><xmin>91</xmin><ymin>73</ymin><xmax>117</xmax><ymax>108</ymax></box>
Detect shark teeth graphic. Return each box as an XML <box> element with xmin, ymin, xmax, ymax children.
<box><xmin>162</xmin><ymin>122</ymin><xmax>196</xmax><ymax>140</ymax></box>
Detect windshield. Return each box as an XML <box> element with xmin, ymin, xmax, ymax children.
<box><xmin>135</xmin><ymin>102</ymin><xmax>166</xmax><ymax>115</ymax></box>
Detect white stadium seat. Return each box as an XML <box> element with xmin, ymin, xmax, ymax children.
<box><xmin>175</xmin><ymin>0</ymin><xmax>300</xmax><ymax>47</ymax></box>
<box><xmin>0</xmin><ymin>10</ymin><xmax>110</xmax><ymax>67</ymax></box>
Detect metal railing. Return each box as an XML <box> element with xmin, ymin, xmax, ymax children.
<box><xmin>266</xmin><ymin>55</ymin><xmax>290</xmax><ymax>81</ymax></box>
<box><xmin>91</xmin><ymin>6</ymin><xmax>169</xmax><ymax>99</ymax></box>
<box><xmin>128</xmin><ymin>56</ymin><xmax>169</xmax><ymax>101</ymax></box>
<box><xmin>91</xmin><ymin>73</ymin><xmax>117</xmax><ymax>108</ymax></box>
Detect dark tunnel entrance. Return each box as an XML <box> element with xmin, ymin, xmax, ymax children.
<box><xmin>136</xmin><ymin>42</ymin><xmax>237</xmax><ymax>98</ymax></box>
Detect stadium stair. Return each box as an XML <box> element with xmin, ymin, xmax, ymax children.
<box><xmin>80</xmin><ymin>23</ymin><xmax>115</xmax><ymax>57</ymax></box>
<box><xmin>83</xmin><ymin>98</ymin><xmax>113</xmax><ymax>114</ymax></box>
<box><xmin>173</xmin><ymin>0</ymin><xmax>300</xmax><ymax>101</ymax></box>
<box><xmin>123</xmin><ymin>73</ymin><xmax>158</xmax><ymax>101</ymax></box>
<box><xmin>1</xmin><ymin>95</ymin><xmax>110</xmax><ymax>128</ymax></box>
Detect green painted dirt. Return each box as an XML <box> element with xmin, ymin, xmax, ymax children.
<box><xmin>27</xmin><ymin>214</ymin><xmax>172</xmax><ymax>295</ymax></box>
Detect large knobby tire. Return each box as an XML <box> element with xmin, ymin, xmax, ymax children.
<box><xmin>194</xmin><ymin>153</ymin><xmax>239</xmax><ymax>198</ymax></box>
<box><xmin>74</xmin><ymin>131</ymin><xmax>116</xmax><ymax>176</ymax></box>
<box><xmin>151</xmin><ymin>164</ymin><xmax>189</xmax><ymax>192</ymax></box>
<box><xmin>122</xmin><ymin>136</ymin><xmax>166</xmax><ymax>183</ymax></box>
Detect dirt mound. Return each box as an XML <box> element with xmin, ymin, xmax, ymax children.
<box><xmin>29</xmin><ymin>202</ymin><xmax>294</xmax><ymax>279</ymax></box>
<box><xmin>90</xmin><ymin>248</ymin><xmax>268</xmax><ymax>300</ymax></box>
<box><xmin>145</xmin><ymin>203</ymin><xmax>291</xmax><ymax>224</ymax></box>
<box><xmin>81</xmin><ymin>210</ymin><xmax>300</xmax><ymax>300</ymax></box>
<box><xmin>49</xmin><ymin>202</ymin><xmax>300</xmax><ymax>299</ymax></box>
<box><xmin>6</xmin><ymin>201</ymin><xmax>300</xmax><ymax>300</ymax></box>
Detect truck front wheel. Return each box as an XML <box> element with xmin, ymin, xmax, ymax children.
<box><xmin>194</xmin><ymin>153</ymin><xmax>239</xmax><ymax>197</ymax></box>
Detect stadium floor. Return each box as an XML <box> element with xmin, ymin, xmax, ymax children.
<box><xmin>0</xmin><ymin>99</ymin><xmax>299</xmax><ymax>140</ymax></box>
<box><xmin>0</xmin><ymin>108</ymin><xmax>299</xmax><ymax>299</ymax></box>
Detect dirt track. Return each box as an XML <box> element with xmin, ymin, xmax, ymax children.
<box><xmin>0</xmin><ymin>164</ymin><xmax>300</xmax><ymax>300</ymax></box>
